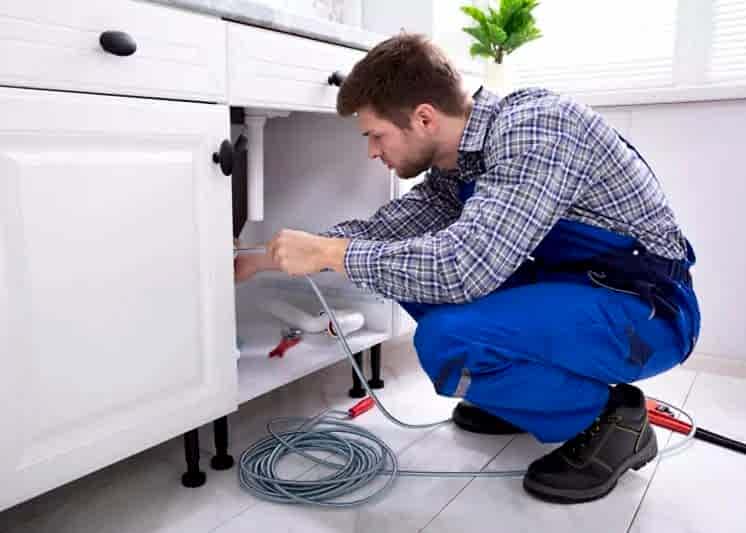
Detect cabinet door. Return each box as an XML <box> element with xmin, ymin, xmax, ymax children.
<box><xmin>227</xmin><ymin>22</ymin><xmax>365</xmax><ymax>112</ymax></box>
<box><xmin>0</xmin><ymin>87</ymin><xmax>237</xmax><ymax>511</ymax></box>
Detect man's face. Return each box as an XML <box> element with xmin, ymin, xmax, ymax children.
<box><xmin>357</xmin><ymin>106</ymin><xmax>436</xmax><ymax>179</ymax></box>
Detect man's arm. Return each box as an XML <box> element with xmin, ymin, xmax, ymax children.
<box><xmin>235</xmin><ymin>176</ymin><xmax>460</xmax><ymax>281</ymax></box>
<box><xmin>319</xmin><ymin>173</ymin><xmax>462</xmax><ymax>241</ymax></box>
<box><xmin>341</xmin><ymin>136</ymin><xmax>589</xmax><ymax>303</ymax></box>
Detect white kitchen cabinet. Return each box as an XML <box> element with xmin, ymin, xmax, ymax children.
<box><xmin>0</xmin><ymin>0</ymin><xmax>227</xmax><ymax>102</ymax></box>
<box><xmin>0</xmin><ymin>86</ymin><xmax>237</xmax><ymax>511</ymax></box>
<box><xmin>0</xmin><ymin>1</ymin><xmax>403</xmax><ymax>514</ymax></box>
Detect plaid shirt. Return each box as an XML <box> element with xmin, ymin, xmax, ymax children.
<box><xmin>322</xmin><ymin>87</ymin><xmax>687</xmax><ymax>304</ymax></box>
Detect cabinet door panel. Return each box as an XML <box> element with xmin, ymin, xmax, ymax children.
<box><xmin>0</xmin><ymin>0</ymin><xmax>226</xmax><ymax>101</ymax></box>
<box><xmin>0</xmin><ymin>87</ymin><xmax>237</xmax><ymax>511</ymax></box>
<box><xmin>228</xmin><ymin>22</ymin><xmax>364</xmax><ymax>111</ymax></box>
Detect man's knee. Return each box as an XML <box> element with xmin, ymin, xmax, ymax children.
<box><xmin>413</xmin><ymin>309</ymin><xmax>456</xmax><ymax>382</ymax></box>
<box><xmin>412</xmin><ymin>307</ymin><xmax>485</xmax><ymax>394</ymax></box>
<box><xmin>413</xmin><ymin>310</ymin><xmax>446</xmax><ymax>371</ymax></box>
<box><xmin>413</xmin><ymin>305</ymin><xmax>472</xmax><ymax>349</ymax></box>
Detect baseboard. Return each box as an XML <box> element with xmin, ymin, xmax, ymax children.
<box><xmin>382</xmin><ymin>332</ymin><xmax>415</xmax><ymax>351</ymax></box>
<box><xmin>682</xmin><ymin>352</ymin><xmax>746</xmax><ymax>379</ymax></box>
<box><xmin>383</xmin><ymin>338</ymin><xmax>746</xmax><ymax>380</ymax></box>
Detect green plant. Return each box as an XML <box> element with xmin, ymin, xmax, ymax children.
<box><xmin>461</xmin><ymin>0</ymin><xmax>542</xmax><ymax>64</ymax></box>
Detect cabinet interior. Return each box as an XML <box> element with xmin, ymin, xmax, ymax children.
<box><xmin>231</xmin><ymin>111</ymin><xmax>395</xmax><ymax>403</ymax></box>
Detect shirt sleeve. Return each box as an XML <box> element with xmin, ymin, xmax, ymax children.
<box><xmin>343</xmin><ymin>136</ymin><xmax>589</xmax><ymax>303</ymax></box>
<box><xmin>318</xmin><ymin>173</ymin><xmax>462</xmax><ymax>241</ymax></box>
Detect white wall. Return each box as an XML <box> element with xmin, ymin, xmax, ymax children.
<box><xmin>593</xmin><ymin>98</ymin><xmax>746</xmax><ymax>362</ymax></box>
<box><xmin>361</xmin><ymin>0</ymin><xmax>434</xmax><ymax>36</ymax></box>
<box><xmin>361</xmin><ymin>0</ymin><xmax>483</xmax><ymax>77</ymax></box>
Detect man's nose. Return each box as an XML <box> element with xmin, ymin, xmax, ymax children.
<box><xmin>367</xmin><ymin>140</ymin><xmax>381</xmax><ymax>160</ymax></box>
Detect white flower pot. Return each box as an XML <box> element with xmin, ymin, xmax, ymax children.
<box><xmin>484</xmin><ymin>60</ymin><xmax>513</xmax><ymax>97</ymax></box>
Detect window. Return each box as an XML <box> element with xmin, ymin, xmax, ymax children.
<box><xmin>500</xmin><ymin>0</ymin><xmax>746</xmax><ymax>99</ymax></box>
<box><xmin>511</xmin><ymin>1</ymin><xmax>678</xmax><ymax>93</ymax></box>
<box><xmin>708</xmin><ymin>0</ymin><xmax>746</xmax><ymax>85</ymax></box>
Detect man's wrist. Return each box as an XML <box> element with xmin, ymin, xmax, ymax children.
<box><xmin>260</xmin><ymin>252</ymin><xmax>280</xmax><ymax>272</ymax></box>
<box><xmin>324</xmin><ymin>237</ymin><xmax>350</xmax><ymax>274</ymax></box>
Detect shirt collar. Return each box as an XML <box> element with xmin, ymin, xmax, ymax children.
<box><xmin>458</xmin><ymin>86</ymin><xmax>500</xmax><ymax>154</ymax></box>
<box><xmin>429</xmin><ymin>86</ymin><xmax>500</xmax><ymax>181</ymax></box>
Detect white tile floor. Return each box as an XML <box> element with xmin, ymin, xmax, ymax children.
<box><xmin>2</xmin><ymin>339</ymin><xmax>745</xmax><ymax>533</ymax></box>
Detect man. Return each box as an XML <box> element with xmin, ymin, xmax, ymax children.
<box><xmin>234</xmin><ymin>34</ymin><xmax>700</xmax><ymax>503</ymax></box>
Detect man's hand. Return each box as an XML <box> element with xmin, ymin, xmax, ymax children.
<box><xmin>234</xmin><ymin>252</ymin><xmax>273</xmax><ymax>283</ymax></box>
<box><xmin>267</xmin><ymin>229</ymin><xmax>349</xmax><ymax>277</ymax></box>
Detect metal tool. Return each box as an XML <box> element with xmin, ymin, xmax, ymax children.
<box><xmin>268</xmin><ymin>327</ymin><xmax>303</xmax><ymax>358</ymax></box>
<box><xmin>647</xmin><ymin>399</ymin><xmax>746</xmax><ymax>455</ymax></box>
<box><xmin>234</xmin><ymin>245</ymin><xmax>267</xmax><ymax>254</ymax></box>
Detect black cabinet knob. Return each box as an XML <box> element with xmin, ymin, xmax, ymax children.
<box><xmin>327</xmin><ymin>71</ymin><xmax>347</xmax><ymax>86</ymax></box>
<box><xmin>212</xmin><ymin>139</ymin><xmax>234</xmax><ymax>176</ymax></box>
<box><xmin>99</xmin><ymin>31</ymin><xmax>137</xmax><ymax>56</ymax></box>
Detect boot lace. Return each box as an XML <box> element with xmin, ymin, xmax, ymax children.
<box><xmin>563</xmin><ymin>414</ymin><xmax>623</xmax><ymax>459</ymax></box>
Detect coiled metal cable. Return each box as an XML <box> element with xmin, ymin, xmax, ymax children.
<box><xmin>237</xmin><ymin>275</ymin><xmax>696</xmax><ymax>507</ymax></box>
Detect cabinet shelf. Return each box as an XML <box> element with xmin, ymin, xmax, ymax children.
<box><xmin>236</xmin><ymin>311</ymin><xmax>388</xmax><ymax>404</ymax></box>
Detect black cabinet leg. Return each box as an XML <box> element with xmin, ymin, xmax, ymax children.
<box><xmin>368</xmin><ymin>343</ymin><xmax>384</xmax><ymax>389</ymax></box>
<box><xmin>181</xmin><ymin>429</ymin><xmax>206</xmax><ymax>488</ymax></box>
<box><xmin>211</xmin><ymin>416</ymin><xmax>234</xmax><ymax>470</ymax></box>
<box><xmin>348</xmin><ymin>351</ymin><xmax>367</xmax><ymax>398</ymax></box>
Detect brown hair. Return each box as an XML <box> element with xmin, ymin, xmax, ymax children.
<box><xmin>337</xmin><ymin>33</ymin><xmax>467</xmax><ymax>128</ymax></box>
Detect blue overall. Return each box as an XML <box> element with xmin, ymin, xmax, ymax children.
<box><xmin>400</xmin><ymin>181</ymin><xmax>701</xmax><ymax>443</ymax></box>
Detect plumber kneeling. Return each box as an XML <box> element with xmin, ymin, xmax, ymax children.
<box><xmin>233</xmin><ymin>34</ymin><xmax>701</xmax><ymax>503</ymax></box>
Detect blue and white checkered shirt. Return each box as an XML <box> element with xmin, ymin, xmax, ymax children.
<box><xmin>322</xmin><ymin>87</ymin><xmax>687</xmax><ymax>304</ymax></box>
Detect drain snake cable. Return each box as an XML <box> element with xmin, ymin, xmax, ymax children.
<box><xmin>237</xmin><ymin>275</ymin><xmax>696</xmax><ymax>507</ymax></box>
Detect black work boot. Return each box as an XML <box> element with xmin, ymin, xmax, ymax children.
<box><xmin>523</xmin><ymin>383</ymin><xmax>657</xmax><ymax>503</ymax></box>
<box><xmin>452</xmin><ymin>401</ymin><xmax>525</xmax><ymax>435</ymax></box>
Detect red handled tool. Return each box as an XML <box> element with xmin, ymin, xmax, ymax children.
<box><xmin>268</xmin><ymin>328</ymin><xmax>303</xmax><ymax>358</ymax></box>
<box><xmin>348</xmin><ymin>397</ymin><xmax>376</xmax><ymax>419</ymax></box>
<box><xmin>646</xmin><ymin>398</ymin><xmax>746</xmax><ymax>455</ymax></box>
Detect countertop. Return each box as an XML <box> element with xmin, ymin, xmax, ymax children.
<box><xmin>148</xmin><ymin>0</ymin><xmax>387</xmax><ymax>50</ymax></box>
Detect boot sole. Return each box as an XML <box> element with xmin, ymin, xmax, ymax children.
<box><xmin>523</xmin><ymin>430</ymin><xmax>659</xmax><ymax>504</ymax></box>
<box><xmin>454</xmin><ymin>418</ymin><xmax>525</xmax><ymax>435</ymax></box>
<box><xmin>453</xmin><ymin>404</ymin><xmax>525</xmax><ymax>435</ymax></box>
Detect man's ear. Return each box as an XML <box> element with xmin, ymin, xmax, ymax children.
<box><xmin>412</xmin><ymin>103</ymin><xmax>437</xmax><ymax>131</ymax></box>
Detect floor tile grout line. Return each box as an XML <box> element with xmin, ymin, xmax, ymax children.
<box><xmin>625</xmin><ymin>371</ymin><xmax>700</xmax><ymax>533</ymax></box>
<box><xmin>396</xmin><ymin>421</ymin><xmax>453</xmax><ymax>457</ymax></box>
<box><xmin>5</xmin><ymin>443</ymin><xmax>214</xmax><ymax>533</ymax></box>
<box><xmin>206</xmin><ymin>499</ymin><xmax>261</xmax><ymax>533</ymax></box>
<box><xmin>205</xmin><ymin>403</ymin><xmax>344</xmax><ymax>533</ymax></box>
<box><xmin>205</xmin><ymin>449</ymin><xmax>333</xmax><ymax>533</ymax></box>
<box><xmin>417</xmin><ymin>434</ymin><xmax>519</xmax><ymax>533</ymax></box>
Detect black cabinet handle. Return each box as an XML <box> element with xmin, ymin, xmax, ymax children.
<box><xmin>327</xmin><ymin>71</ymin><xmax>347</xmax><ymax>86</ymax></box>
<box><xmin>212</xmin><ymin>139</ymin><xmax>234</xmax><ymax>176</ymax></box>
<box><xmin>99</xmin><ymin>31</ymin><xmax>137</xmax><ymax>56</ymax></box>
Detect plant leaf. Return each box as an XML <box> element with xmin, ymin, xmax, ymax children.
<box><xmin>500</xmin><ymin>0</ymin><xmax>540</xmax><ymax>35</ymax></box>
<box><xmin>504</xmin><ymin>27</ymin><xmax>542</xmax><ymax>53</ymax></box>
<box><xmin>462</xmin><ymin>25</ymin><xmax>492</xmax><ymax>48</ymax></box>
<box><xmin>469</xmin><ymin>42</ymin><xmax>494</xmax><ymax>58</ymax></box>
<box><xmin>486</xmin><ymin>22</ymin><xmax>508</xmax><ymax>45</ymax></box>
<box><xmin>498</xmin><ymin>0</ymin><xmax>522</xmax><ymax>29</ymax></box>
<box><xmin>460</xmin><ymin>6</ymin><xmax>488</xmax><ymax>27</ymax></box>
